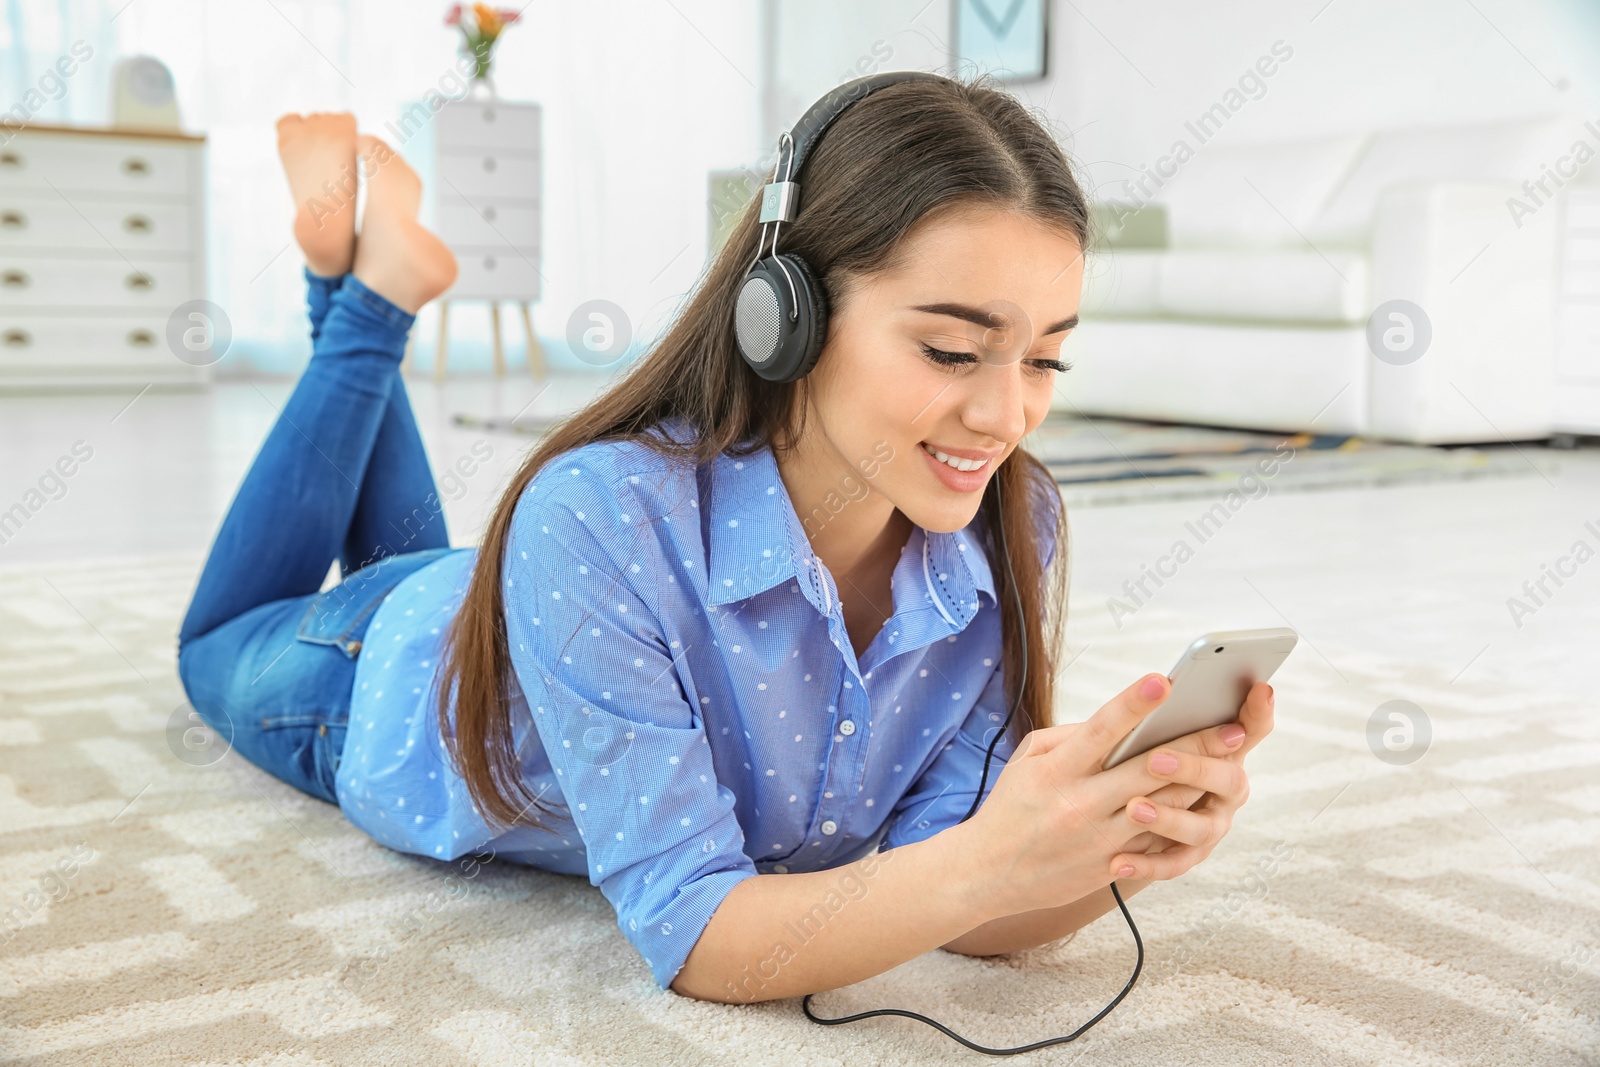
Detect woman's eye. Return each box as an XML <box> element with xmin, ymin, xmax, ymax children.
<box><xmin>919</xmin><ymin>343</ymin><xmax>978</xmax><ymax>369</ymax></box>
<box><xmin>919</xmin><ymin>343</ymin><xmax>1072</xmax><ymax>377</ymax></box>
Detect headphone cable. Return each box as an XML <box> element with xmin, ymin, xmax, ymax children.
<box><xmin>801</xmin><ymin>485</ymin><xmax>1144</xmax><ymax>1054</ymax></box>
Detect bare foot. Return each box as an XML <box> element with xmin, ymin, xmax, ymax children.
<box><xmin>351</xmin><ymin>135</ymin><xmax>457</xmax><ymax>314</ymax></box>
<box><xmin>276</xmin><ymin>112</ymin><xmax>359</xmax><ymax>277</ymax></box>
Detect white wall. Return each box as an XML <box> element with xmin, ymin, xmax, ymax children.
<box><xmin>766</xmin><ymin>0</ymin><xmax>1600</xmax><ymax>200</ymax></box>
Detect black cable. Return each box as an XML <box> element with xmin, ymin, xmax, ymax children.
<box><xmin>801</xmin><ymin>486</ymin><xmax>1144</xmax><ymax>1055</ymax></box>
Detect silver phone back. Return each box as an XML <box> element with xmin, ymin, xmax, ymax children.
<box><xmin>1101</xmin><ymin>627</ymin><xmax>1298</xmax><ymax>770</ymax></box>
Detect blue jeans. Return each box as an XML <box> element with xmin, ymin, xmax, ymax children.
<box><xmin>176</xmin><ymin>270</ymin><xmax>455</xmax><ymax>804</ymax></box>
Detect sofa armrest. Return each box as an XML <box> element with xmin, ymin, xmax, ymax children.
<box><xmin>1367</xmin><ymin>181</ymin><xmax>1557</xmax><ymax>443</ymax></box>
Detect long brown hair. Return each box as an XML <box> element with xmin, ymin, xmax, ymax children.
<box><xmin>436</xmin><ymin>73</ymin><xmax>1084</xmax><ymax>833</ymax></box>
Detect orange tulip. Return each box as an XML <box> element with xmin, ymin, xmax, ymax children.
<box><xmin>473</xmin><ymin>2</ymin><xmax>502</xmax><ymax>38</ymax></box>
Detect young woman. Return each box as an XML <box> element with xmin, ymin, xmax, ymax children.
<box><xmin>177</xmin><ymin>76</ymin><xmax>1273</xmax><ymax>1008</ymax></box>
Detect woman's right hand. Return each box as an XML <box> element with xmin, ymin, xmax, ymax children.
<box><xmin>953</xmin><ymin>672</ymin><xmax>1235</xmax><ymax>920</ymax></box>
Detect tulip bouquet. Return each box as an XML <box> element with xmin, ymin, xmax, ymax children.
<box><xmin>446</xmin><ymin>3</ymin><xmax>522</xmax><ymax>82</ymax></box>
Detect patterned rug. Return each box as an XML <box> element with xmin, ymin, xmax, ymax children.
<box><xmin>2</xmin><ymin>552</ymin><xmax>1596</xmax><ymax>1066</ymax></box>
<box><xmin>1021</xmin><ymin>413</ymin><xmax>1557</xmax><ymax>508</ymax></box>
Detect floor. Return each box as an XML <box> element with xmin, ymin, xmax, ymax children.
<box><xmin>3</xmin><ymin>376</ymin><xmax>1597</xmax><ymax>1064</ymax></box>
<box><xmin>3</xmin><ymin>374</ymin><xmax>1596</xmax><ymax>707</ymax></box>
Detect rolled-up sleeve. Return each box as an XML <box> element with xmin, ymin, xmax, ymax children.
<box><xmin>502</xmin><ymin>457</ymin><xmax>757</xmax><ymax>992</ymax></box>
<box><xmin>881</xmin><ymin>654</ymin><xmax>1018</xmax><ymax>851</ymax></box>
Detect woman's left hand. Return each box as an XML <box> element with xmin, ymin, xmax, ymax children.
<box><xmin>1114</xmin><ymin>680</ymin><xmax>1275</xmax><ymax>873</ymax></box>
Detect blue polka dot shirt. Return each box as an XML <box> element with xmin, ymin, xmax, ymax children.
<box><xmin>336</xmin><ymin>416</ymin><xmax>1055</xmax><ymax>992</ymax></box>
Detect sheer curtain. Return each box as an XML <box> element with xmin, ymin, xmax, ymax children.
<box><xmin>3</xmin><ymin>0</ymin><xmax>762</xmax><ymax>375</ymax></box>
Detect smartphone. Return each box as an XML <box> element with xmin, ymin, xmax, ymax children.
<box><xmin>1101</xmin><ymin>627</ymin><xmax>1298</xmax><ymax>770</ymax></box>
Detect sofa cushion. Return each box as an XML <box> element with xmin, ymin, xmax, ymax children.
<box><xmin>1062</xmin><ymin>319</ymin><xmax>1368</xmax><ymax>435</ymax></box>
<box><xmin>1306</xmin><ymin>113</ymin><xmax>1585</xmax><ymax>246</ymax></box>
<box><xmin>1159</xmin><ymin>249</ymin><xmax>1370</xmax><ymax>323</ymax></box>
<box><xmin>1084</xmin><ymin>248</ymin><xmax>1369</xmax><ymax>323</ymax></box>
<box><xmin>1154</xmin><ymin>134</ymin><xmax>1368</xmax><ymax>248</ymax></box>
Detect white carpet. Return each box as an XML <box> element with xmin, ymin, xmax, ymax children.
<box><xmin>1</xmin><ymin>552</ymin><xmax>1597</xmax><ymax>1065</ymax></box>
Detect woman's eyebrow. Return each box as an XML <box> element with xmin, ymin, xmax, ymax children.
<box><xmin>911</xmin><ymin>302</ymin><xmax>1079</xmax><ymax>335</ymax></box>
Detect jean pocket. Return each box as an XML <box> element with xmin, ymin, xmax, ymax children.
<box><xmin>295</xmin><ymin>548</ymin><xmax>456</xmax><ymax>659</ymax></box>
<box><xmin>296</xmin><ymin>587</ymin><xmax>388</xmax><ymax>658</ymax></box>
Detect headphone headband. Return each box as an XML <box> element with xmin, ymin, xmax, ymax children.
<box><xmin>758</xmin><ymin>70</ymin><xmax>950</xmax><ymax>227</ymax></box>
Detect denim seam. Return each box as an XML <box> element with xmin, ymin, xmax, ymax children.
<box><xmin>259</xmin><ymin>712</ymin><xmax>342</xmax><ymax>729</ymax></box>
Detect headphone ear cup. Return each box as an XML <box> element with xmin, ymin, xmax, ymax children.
<box><xmin>734</xmin><ymin>253</ymin><xmax>829</xmax><ymax>382</ymax></box>
<box><xmin>777</xmin><ymin>253</ymin><xmax>828</xmax><ymax>381</ymax></box>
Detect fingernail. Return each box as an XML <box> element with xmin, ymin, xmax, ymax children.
<box><xmin>1116</xmin><ymin>864</ymin><xmax>1137</xmax><ymax>878</ymax></box>
<box><xmin>1149</xmin><ymin>752</ymin><xmax>1179</xmax><ymax>775</ymax></box>
<box><xmin>1131</xmin><ymin>801</ymin><xmax>1157</xmax><ymax>824</ymax></box>
<box><xmin>1220</xmin><ymin>723</ymin><xmax>1246</xmax><ymax>747</ymax></box>
<box><xmin>1140</xmin><ymin>675</ymin><xmax>1166</xmax><ymax>700</ymax></box>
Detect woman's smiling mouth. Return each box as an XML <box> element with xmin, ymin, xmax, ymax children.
<box><xmin>919</xmin><ymin>440</ymin><xmax>1002</xmax><ymax>490</ymax></box>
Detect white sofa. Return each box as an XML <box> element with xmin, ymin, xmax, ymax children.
<box><xmin>1064</xmin><ymin>115</ymin><xmax>1598</xmax><ymax>445</ymax></box>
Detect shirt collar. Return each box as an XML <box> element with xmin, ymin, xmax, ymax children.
<box><xmin>701</xmin><ymin>431</ymin><xmax>998</xmax><ymax>624</ymax></box>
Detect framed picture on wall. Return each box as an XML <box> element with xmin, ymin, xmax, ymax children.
<box><xmin>952</xmin><ymin>0</ymin><xmax>1049</xmax><ymax>83</ymax></box>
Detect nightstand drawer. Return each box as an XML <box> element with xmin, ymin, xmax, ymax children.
<box><xmin>437</xmin><ymin>196</ymin><xmax>539</xmax><ymax>247</ymax></box>
<box><xmin>448</xmin><ymin>250</ymin><xmax>542</xmax><ymax>301</ymax></box>
<box><xmin>0</xmin><ymin>256</ymin><xmax>199</xmax><ymax>310</ymax></box>
<box><xmin>437</xmin><ymin>151</ymin><xmax>539</xmax><ymax>200</ymax></box>
<box><xmin>1562</xmin><ymin>268</ymin><xmax>1600</xmax><ymax>297</ymax></box>
<box><xmin>1557</xmin><ymin>303</ymin><xmax>1600</xmax><ymax>377</ymax></box>
<box><xmin>436</xmin><ymin>101</ymin><xmax>539</xmax><ymax>152</ymax></box>
<box><xmin>1566</xmin><ymin>193</ymin><xmax>1600</xmax><ymax>231</ymax></box>
<box><xmin>0</xmin><ymin>199</ymin><xmax>193</xmax><ymax>254</ymax></box>
<box><xmin>0</xmin><ymin>134</ymin><xmax>198</xmax><ymax>198</ymax></box>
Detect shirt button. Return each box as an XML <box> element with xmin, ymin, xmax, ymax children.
<box><xmin>774</xmin><ymin>864</ymin><xmax>788</xmax><ymax>874</ymax></box>
<box><xmin>839</xmin><ymin>720</ymin><xmax>855</xmax><ymax>735</ymax></box>
<box><xmin>821</xmin><ymin>820</ymin><xmax>837</xmax><ymax>835</ymax></box>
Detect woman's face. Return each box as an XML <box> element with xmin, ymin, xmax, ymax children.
<box><xmin>799</xmin><ymin>204</ymin><xmax>1084</xmax><ymax>535</ymax></box>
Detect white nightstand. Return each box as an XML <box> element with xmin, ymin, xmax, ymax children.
<box><xmin>424</xmin><ymin>98</ymin><xmax>544</xmax><ymax>380</ymax></box>
<box><xmin>0</xmin><ymin>123</ymin><xmax>208</xmax><ymax>391</ymax></box>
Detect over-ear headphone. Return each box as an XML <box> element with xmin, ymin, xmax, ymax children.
<box><xmin>733</xmin><ymin>70</ymin><xmax>948</xmax><ymax>383</ymax></box>
<box><xmin>769</xmin><ymin>73</ymin><xmax>1147</xmax><ymax>1055</ymax></box>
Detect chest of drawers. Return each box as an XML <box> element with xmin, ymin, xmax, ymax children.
<box><xmin>0</xmin><ymin>124</ymin><xmax>208</xmax><ymax>391</ymax></box>
<box><xmin>424</xmin><ymin>98</ymin><xmax>544</xmax><ymax>379</ymax></box>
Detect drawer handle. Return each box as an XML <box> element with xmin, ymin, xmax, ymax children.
<box><xmin>125</xmin><ymin>271</ymin><xmax>154</xmax><ymax>291</ymax></box>
<box><xmin>126</xmin><ymin>328</ymin><xmax>156</xmax><ymax>347</ymax></box>
<box><xmin>1</xmin><ymin>269</ymin><xmax>29</xmax><ymax>288</ymax></box>
<box><xmin>123</xmin><ymin>214</ymin><xmax>153</xmax><ymax>234</ymax></box>
<box><xmin>0</xmin><ymin>151</ymin><xmax>19</xmax><ymax>169</ymax></box>
<box><xmin>482</xmin><ymin>255</ymin><xmax>497</xmax><ymax>270</ymax></box>
<box><xmin>2</xmin><ymin>328</ymin><xmax>30</xmax><ymax>348</ymax></box>
<box><xmin>122</xmin><ymin>156</ymin><xmax>150</xmax><ymax>177</ymax></box>
<box><xmin>482</xmin><ymin>155</ymin><xmax>497</xmax><ymax>173</ymax></box>
<box><xmin>0</xmin><ymin>210</ymin><xmax>25</xmax><ymax>229</ymax></box>
<box><xmin>481</xmin><ymin>107</ymin><xmax>497</xmax><ymax>123</ymax></box>
<box><xmin>481</xmin><ymin>204</ymin><xmax>497</xmax><ymax>222</ymax></box>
